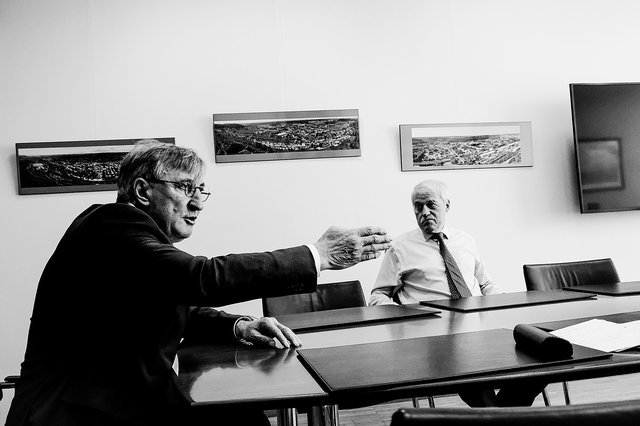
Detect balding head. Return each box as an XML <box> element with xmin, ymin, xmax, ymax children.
<box><xmin>411</xmin><ymin>180</ymin><xmax>450</xmax><ymax>205</ymax></box>
<box><xmin>411</xmin><ymin>180</ymin><xmax>450</xmax><ymax>235</ymax></box>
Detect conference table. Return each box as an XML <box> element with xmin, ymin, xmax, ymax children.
<box><xmin>176</xmin><ymin>290</ymin><xmax>640</xmax><ymax>426</ymax></box>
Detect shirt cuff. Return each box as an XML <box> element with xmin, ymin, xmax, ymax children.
<box><xmin>233</xmin><ymin>316</ymin><xmax>259</xmax><ymax>345</ymax></box>
<box><xmin>305</xmin><ymin>244</ymin><xmax>321</xmax><ymax>277</ymax></box>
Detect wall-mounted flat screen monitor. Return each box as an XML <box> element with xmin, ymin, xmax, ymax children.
<box><xmin>570</xmin><ymin>82</ymin><xmax>640</xmax><ymax>213</ymax></box>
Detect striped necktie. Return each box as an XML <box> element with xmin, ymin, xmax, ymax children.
<box><xmin>431</xmin><ymin>232</ymin><xmax>472</xmax><ymax>299</ymax></box>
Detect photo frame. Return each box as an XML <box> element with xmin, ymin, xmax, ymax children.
<box><xmin>16</xmin><ymin>137</ymin><xmax>175</xmax><ymax>195</ymax></box>
<box><xmin>213</xmin><ymin>109</ymin><xmax>360</xmax><ymax>163</ymax></box>
<box><xmin>577</xmin><ymin>138</ymin><xmax>624</xmax><ymax>192</ymax></box>
<box><xmin>399</xmin><ymin>121</ymin><xmax>533</xmax><ymax>171</ymax></box>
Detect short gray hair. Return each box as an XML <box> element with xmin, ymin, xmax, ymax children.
<box><xmin>411</xmin><ymin>179</ymin><xmax>450</xmax><ymax>203</ymax></box>
<box><xmin>117</xmin><ymin>140</ymin><xmax>205</xmax><ymax>203</ymax></box>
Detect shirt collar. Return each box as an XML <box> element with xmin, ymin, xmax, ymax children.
<box><xmin>421</xmin><ymin>225</ymin><xmax>450</xmax><ymax>241</ymax></box>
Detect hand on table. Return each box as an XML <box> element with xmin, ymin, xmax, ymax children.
<box><xmin>235</xmin><ymin>317</ymin><xmax>301</xmax><ymax>348</ymax></box>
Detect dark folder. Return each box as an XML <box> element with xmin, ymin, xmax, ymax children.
<box><xmin>419</xmin><ymin>290</ymin><xmax>596</xmax><ymax>312</ymax></box>
<box><xmin>276</xmin><ymin>305</ymin><xmax>440</xmax><ymax>332</ymax></box>
<box><xmin>297</xmin><ymin>328</ymin><xmax>610</xmax><ymax>393</ymax></box>
<box><xmin>562</xmin><ymin>281</ymin><xmax>640</xmax><ymax>296</ymax></box>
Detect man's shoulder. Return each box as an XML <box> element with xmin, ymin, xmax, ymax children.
<box><xmin>444</xmin><ymin>226</ymin><xmax>479</xmax><ymax>248</ymax></box>
<box><xmin>71</xmin><ymin>203</ymin><xmax>157</xmax><ymax>232</ymax></box>
<box><xmin>65</xmin><ymin>202</ymin><xmax>170</xmax><ymax>245</ymax></box>
<box><xmin>392</xmin><ymin>228</ymin><xmax>424</xmax><ymax>246</ymax></box>
<box><xmin>80</xmin><ymin>202</ymin><xmax>147</xmax><ymax>219</ymax></box>
<box><xmin>445</xmin><ymin>226</ymin><xmax>475</xmax><ymax>239</ymax></box>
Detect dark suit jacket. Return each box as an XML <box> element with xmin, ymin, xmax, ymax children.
<box><xmin>7</xmin><ymin>203</ymin><xmax>317</xmax><ymax>426</ymax></box>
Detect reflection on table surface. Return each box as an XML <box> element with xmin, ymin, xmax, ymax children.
<box><xmin>177</xmin><ymin>294</ymin><xmax>640</xmax><ymax>408</ymax></box>
<box><xmin>177</xmin><ymin>343</ymin><xmax>326</xmax><ymax>408</ymax></box>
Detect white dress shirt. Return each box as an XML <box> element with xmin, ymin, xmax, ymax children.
<box><xmin>369</xmin><ymin>226</ymin><xmax>502</xmax><ymax>305</ymax></box>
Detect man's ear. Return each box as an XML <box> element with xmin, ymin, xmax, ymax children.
<box><xmin>133</xmin><ymin>178</ymin><xmax>152</xmax><ymax>207</ymax></box>
<box><xmin>445</xmin><ymin>199</ymin><xmax>451</xmax><ymax>212</ymax></box>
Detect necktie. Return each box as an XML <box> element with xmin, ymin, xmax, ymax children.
<box><xmin>431</xmin><ymin>232</ymin><xmax>472</xmax><ymax>299</ymax></box>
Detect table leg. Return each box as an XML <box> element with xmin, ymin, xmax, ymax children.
<box><xmin>307</xmin><ymin>405</ymin><xmax>339</xmax><ymax>426</ymax></box>
<box><xmin>277</xmin><ymin>407</ymin><xmax>298</xmax><ymax>426</ymax></box>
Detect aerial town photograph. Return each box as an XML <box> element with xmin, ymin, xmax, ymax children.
<box><xmin>213</xmin><ymin>115</ymin><xmax>360</xmax><ymax>162</ymax></box>
<box><xmin>16</xmin><ymin>138</ymin><xmax>174</xmax><ymax>194</ymax></box>
<box><xmin>18</xmin><ymin>151</ymin><xmax>121</xmax><ymax>188</ymax></box>
<box><xmin>412</xmin><ymin>133</ymin><xmax>522</xmax><ymax>168</ymax></box>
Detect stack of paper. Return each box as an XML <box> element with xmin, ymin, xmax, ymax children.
<box><xmin>550</xmin><ymin>319</ymin><xmax>640</xmax><ymax>352</ymax></box>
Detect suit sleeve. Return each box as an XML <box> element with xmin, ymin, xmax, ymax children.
<box><xmin>148</xmin><ymin>245</ymin><xmax>318</xmax><ymax>306</ymax></box>
<box><xmin>182</xmin><ymin>306</ymin><xmax>241</xmax><ymax>343</ymax></box>
<box><xmin>99</xmin><ymin>204</ymin><xmax>319</xmax><ymax>307</ymax></box>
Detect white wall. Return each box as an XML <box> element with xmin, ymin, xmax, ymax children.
<box><xmin>2</xmin><ymin>0</ymin><xmax>640</xmax><ymax>418</ymax></box>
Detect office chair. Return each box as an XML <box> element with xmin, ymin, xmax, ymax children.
<box><xmin>523</xmin><ymin>258</ymin><xmax>619</xmax><ymax>292</ymax></box>
<box><xmin>390</xmin><ymin>399</ymin><xmax>640</xmax><ymax>426</ymax></box>
<box><xmin>522</xmin><ymin>258</ymin><xmax>619</xmax><ymax>405</ymax></box>
<box><xmin>1</xmin><ymin>375</ymin><xmax>19</xmax><ymax>401</ymax></box>
<box><xmin>262</xmin><ymin>280</ymin><xmax>367</xmax><ymax>316</ymax></box>
<box><xmin>262</xmin><ymin>280</ymin><xmax>433</xmax><ymax>424</ymax></box>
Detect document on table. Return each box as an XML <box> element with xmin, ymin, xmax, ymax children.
<box><xmin>550</xmin><ymin>319</ymin><xmax>640</xmax><ymax>352</ymax></box>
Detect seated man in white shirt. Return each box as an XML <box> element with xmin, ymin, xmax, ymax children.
<box><xmin>370</xmin><ymin>179</ymin><xmax>544</xmax><ymax>407</ymax></box>
<box><xmin>370</xmin><ymin>179</ymin><xmax>501</xmax><ymax>305</ymax></box>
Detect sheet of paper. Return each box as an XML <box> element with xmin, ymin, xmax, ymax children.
<box><xmin>550</xmin><ymin>319</ymin><xmax>640</xmax><ymax>352</ymax></box>
<box><xmin>623</xmin><ymin>320</ymin><xmax>640</xmax><ymax>333</ymax></box>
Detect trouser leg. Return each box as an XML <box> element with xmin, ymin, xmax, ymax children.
<box><xmin>459</xmin><ymin>381</ymin><xmax>547</xmax><ymax>408</ymax></box>
<box><xmin>458</xmin><ymin>389</ymin><xmax>499</xmax><ymax>407</ymax></box>
<box><xmin>495</xmin><ymin>381</ymin><xmax>548</xmax><ymax>407</ymax></box>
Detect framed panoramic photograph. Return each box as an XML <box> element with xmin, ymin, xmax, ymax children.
<box><xmin>213</xmin><ymin>109</ymin><xmax>360</xmax><ymax>163</ymax></box>
<box><xmin>16</xmin><ymin>137</ymin><xmax>175</xmax><ymax>195</ymax></box>
<box><xmin>577</xmin><ymin>138</ymin><xmax>624</xmax><ymax>192</ymax></box>
<box><xmin>399</xmin><ymin>121</ymin><xmax>533</xmax><ymax>171</ymax></box>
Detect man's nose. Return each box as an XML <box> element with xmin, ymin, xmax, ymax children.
<box><xmin>189</xmin><ymin>198</ymin><xmax>205</xmax><ymax>211</ymax></box>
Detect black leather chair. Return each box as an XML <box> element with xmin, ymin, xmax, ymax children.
<box><xmin>1</xmin><ymin>375</ymin><xmax>19</xmax><ymax>401</ymax></box>
<box><xmin>522</xmin><ymin>258</ymin><xmax>620</xmax><ymax>405</ymax></box>
<box><xmin>262</xmin><ymin>280</ymin><xmax>431</xmax><ymax>423</ymax></box>
<box><xmin>262</xmin><ymin>280</ymin><xmax>366</xmax><ymax>316</ymax></box>
<box><xmin>523</xmin><ymin>258</ymin><xmax>619</xmax><ymax>291</ymax></box>
<box><xmin>390</xmin><ymin>399</ymin><xmax>640</xmax><ymax>426</ymax></box>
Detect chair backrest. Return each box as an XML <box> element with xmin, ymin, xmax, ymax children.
<box><xmin>1</xmin><ymin>375</ymin><xmax>19</xmax><ymax>401</ymax></box>
<box><xmin>523</xmin><ymin>258</ymin><xmax>619</xmax><ymax>291</ymax></box>
<box><xmin>262</xmin><ymin>280</ymin><xmax>365</xmax><ymax>316</ymax></box>
<box><xmin>391</xmin><ymin>400</ymin><xmax>640</xmax><ymax>426</ymax></box>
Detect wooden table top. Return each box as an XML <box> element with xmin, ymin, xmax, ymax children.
<box><xmin>176</xmin><ymin>293</ymin><xmax>640</xmax><ymax>409</ymax></box>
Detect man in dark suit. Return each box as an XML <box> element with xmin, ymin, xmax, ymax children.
<box><xmin>6</xmin><ymin>141</ymin><xmax>391</xmax><ymax>426</ymax></box>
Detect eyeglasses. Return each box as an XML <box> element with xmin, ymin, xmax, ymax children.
<box><xmin>147</xmin><ymin>178</ymin><xmax>211</xmax><ymax>202</ymax></box>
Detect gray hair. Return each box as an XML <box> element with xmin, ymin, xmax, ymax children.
<box><xmin>117</xmin><ymin>140</ymin><xmax>205</xmax><ymax>203</ymax></box>
<box><xmin>411</xmin><ymin>179</ymin><xmax>450</xmax><ymax>203</ymax></box>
